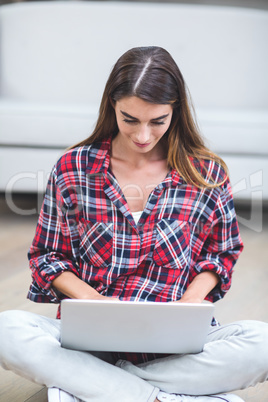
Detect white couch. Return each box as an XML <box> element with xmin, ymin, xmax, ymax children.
<box><xmin>0</xmin><ymin>1</ymin><xmax>267</xmax><ymax>202</ymax></box>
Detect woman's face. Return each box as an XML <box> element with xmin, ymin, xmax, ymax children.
<box><xmin>113</xmin><ymin>96</ymin><xmax>173</xmax><ymax>155</ymax></box>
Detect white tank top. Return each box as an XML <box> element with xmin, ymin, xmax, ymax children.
<box><xmin>132</xmin><ymin>211</ymin><xmax>142</xmax><ymax>225</ymax></box>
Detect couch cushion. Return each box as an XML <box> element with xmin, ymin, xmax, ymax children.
<box><xmin>0</xmin><ymin>101</ymin><xmax>97</xmax><ymax>147</ymax></box>
<box><xmin>0</xmin><ymin>146</ymin><xmax>62</xmax><ymax>193</ymax></box>
<box><xmin>196</xmin><ymin>109</ymin><xmax>268</xmax><ymax>155</ymax></box>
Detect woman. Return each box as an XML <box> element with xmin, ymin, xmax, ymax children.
<box><xmin>0</xmin><ymin>46</ymin><xmax>267</xmax><ymax>402</ymax></box>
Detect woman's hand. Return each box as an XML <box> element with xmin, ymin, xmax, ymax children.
<box><xmin>90</xmin><ymin>293</ymin><xmax>120</xmax><ymax>302</ymax></box>
<box><xmin>177</xmin><ymin>294</ymin><xmax>203</xmax><ymax>304</ymax></box>
<box><xmin>52</xmin><ymin>271</ymin><xmax>119</xmax><ymax>301</ymax></box>
<box><xmin>174</xmin><ymin>271</ymin><xmax>219</xmax><ymax>304</ymax></box>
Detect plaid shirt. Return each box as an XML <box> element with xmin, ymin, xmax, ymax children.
<box><xmin>28</xmin><ymin>137</ymin><xmax>243</xmax><ymax>364</ymax></box>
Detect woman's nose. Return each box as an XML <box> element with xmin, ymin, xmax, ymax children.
<box><xmin>135</xmin><ymin>125</ymin><xmax>150</xmax><ymax>143</ymax></box>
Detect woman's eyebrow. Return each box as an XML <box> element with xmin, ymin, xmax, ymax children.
<box><xmin>151</xmin><ymin>114</ymin><xmax>169</xmax><ymax>121</ymax></box>
<box><xmin>120</xmin><ymin>111</ymin><xmax>138</xmax><ymax>120</ymax></box>
<box><xmin>120</xmin><ymin>111</ymin><xmax>169</xmax><ymax>121</ymax></box>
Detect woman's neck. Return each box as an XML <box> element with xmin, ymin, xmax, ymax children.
<box><xmin>111</xmin><ymin>135</ymin><xmax>167</xmax><ymax>169</ymax></box>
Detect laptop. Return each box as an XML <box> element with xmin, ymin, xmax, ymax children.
<box><xmin>61</xmin><ymin>299</ymin><xmax>214</xmax><ymax>354</ymax></box>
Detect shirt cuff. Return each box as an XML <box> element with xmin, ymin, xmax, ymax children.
<box><xmin>28</xmin><ymin>255</ymin><xmax>79</xmax><ymax>303</ymax></box>
<box><xmin>193</xmin><ymin>260</ymin><xmax>232</xmax><ymax>302</ymax></box>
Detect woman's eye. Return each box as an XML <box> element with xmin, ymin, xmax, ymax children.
<box><xmin>122</xmin><ymin>119</ymin><xmax>165</xmax><ymax>126</ymax></box>
<box><xmin>152</xmin><ymin>121</ymin><xmax>165</xmax><ymax>126</ymax></box>
<box><xmin>123</xmin><ymin>119</ymin><xmax>138</xmax><ymax>125</ymax></box>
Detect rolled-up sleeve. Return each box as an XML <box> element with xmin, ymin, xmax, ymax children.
<box><xmin>193</xmin><ymin>178</ymin><xmax>244</xmax><ymax>302</ymax></box>
<box><xmin>27</xmin><ymin>168</ymin><xmax>80</xmax><ymax>303</ymax></box>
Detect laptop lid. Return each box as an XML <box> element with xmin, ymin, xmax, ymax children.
<box><xmin>61</xmin><ymin>299</ymin><xmax>214</xmax><ymax>354</ymax></box>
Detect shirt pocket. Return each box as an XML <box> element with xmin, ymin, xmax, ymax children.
<box><xmin>78</xmin><ymin>218</ymin><xmax>113</xmax><ymax>268</ymax></box>
<box><xmin>153</xmin><ymin>219</ymin><xmax>190</xmax><ymax>270</ymax></box>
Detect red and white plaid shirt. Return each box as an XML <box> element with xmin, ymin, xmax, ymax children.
<box><xmin>28</xmin><ymin>137</ymin><xmax>243</xmax><ymax>363</ymax></box>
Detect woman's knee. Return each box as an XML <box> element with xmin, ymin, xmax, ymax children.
<box><xmin>0</xmin><ymin>310</ymin><xmax>60</xmax><ymax>364</ymax></box>
<box><xmin>0</xmin><ymin>310</ymin><xmax>27</xmax><ymax>367</ymax></box>
<box><xmin>251</xmin><ymin>320</ymin><xmax>268</xmax><ymax>357</ymax></box>
<box><xmin>238</xmin><ymin>320</ymin><xmax>268</xmax><ymax>376</ymax></box>
<box><xmin>0</xmin><ymin>309</ymin><xmax>40</xmax><ymax>336</ymax></box>
<box><xmin>239</xmin><ymin>319</ymin><xmax>268</xmax><ymax>341</ymax></box>
<box><xmin>0</xmin><ymin>309</ymin><xmax>26</xmax><ymax>335</ymax></box>
<box><xmin>0</xmin><ymin>310</ymin><xmax>60</xmax><ymax>369</ymax></box>
<box><xmin>1</xmin><ymin>309</ymin><xmax>59</xmax><ymax>335</ymax></box>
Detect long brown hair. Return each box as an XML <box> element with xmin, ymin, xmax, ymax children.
<box><xmin>72</xmin><ymin>46</ymin><xmax>228</xmax><ymax>187</ymax></box>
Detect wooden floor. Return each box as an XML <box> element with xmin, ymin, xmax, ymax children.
<box><xmin>0</xmin><ymin>194</ymin><xmax>267</xmax><ymax>401</ymax></box>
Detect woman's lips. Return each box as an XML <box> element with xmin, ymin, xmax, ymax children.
<box><xmin>133</xmin><ymin>141</ymin><xmax>151</xmax><ymax>148</ymax></box>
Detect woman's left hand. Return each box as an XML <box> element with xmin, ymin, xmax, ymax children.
<box><xmin>176</xmin><ymin>294</ymin><xmax>203</xmax><ymax>304</ymax></box>
<box><xmin>173</xmin><ymin>271</ymin><xmax>219</xmax><ymax>304</ymax></box>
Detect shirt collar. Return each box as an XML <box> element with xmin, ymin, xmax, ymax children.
<box><xmin>85</xmin><ymin>137</ymin><xmax>112</xmax><ymax>176</ymax></box>
<box><xmin>155</xmin><ymin>169</ymin><xmax>186</xmax><ymax>192</ymax></box>
<box><xmin>167</xmin><ymin>169</ymin><xmax>185</xmax><ymax>187</ymax></box>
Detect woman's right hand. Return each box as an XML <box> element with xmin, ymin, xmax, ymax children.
<box><xmin>89</xmin><ymin>293</ymin><xmax>120</xmax><ymax>302</ymax></box>
<box><xmin>52</xmin><ymin>271</ymin><xmax>119</xmax><ymax>301</ymax></box>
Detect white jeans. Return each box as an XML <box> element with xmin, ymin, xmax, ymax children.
<box><xmin>0</xmin><ymin>310</ymin><xmax>268</xmax><ymax>402</ymax></box>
